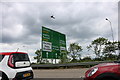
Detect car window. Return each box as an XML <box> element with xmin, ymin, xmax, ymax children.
<box><xmin>13</xmin><ymin>53</ymin><xmax>30</xmax><ymax>62</ymax></box>
<box><xmin>114</xmin><ymin>61</ymin><xmax>120</xmax><ymax>63</ymax></box>
<box><xmin>0</xmin><ymin>55</ymin><xmax>5</xmax><ymax>62</ymax></box>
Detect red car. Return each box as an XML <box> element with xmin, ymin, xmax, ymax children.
<box><xmin>84</xmin><ymin>62</ymin><xmax>120</xmax><ymax>80</ymax></box>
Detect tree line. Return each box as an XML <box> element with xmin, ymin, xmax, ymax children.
<box><xmin>34</xmin><ymin>37</ymin><xmax>120</xmax><ymax>64</ymax></box>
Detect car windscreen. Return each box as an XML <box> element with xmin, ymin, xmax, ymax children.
<box><xmin>13</xmin><ymin>53</ymin><xmax>30</xmax><ymax>62</ymax></box>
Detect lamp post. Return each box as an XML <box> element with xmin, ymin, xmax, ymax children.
<box><xmin>105</xmin><ymin>18</ymin><xmax>114</xmax><ymax>42</ymax></box>
<box><xmin>105</xmin><ymin>18</ymin><xmax>118</xmax><ymax>60</ymax></box>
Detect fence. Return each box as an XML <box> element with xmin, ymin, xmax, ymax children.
<box><xmin>31</xmin><ymin>61</ymin><xmax>114</xmax><ymax>69</ymax></box>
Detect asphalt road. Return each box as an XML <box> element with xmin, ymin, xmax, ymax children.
<box><xmin>33</xmin><ymin>68</ymin><xmax>89</xmax><ymax>78</ymax></box>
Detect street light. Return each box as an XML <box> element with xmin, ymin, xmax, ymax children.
<box><xmin>105</xmin><ymin>18</ymin><xmax>114</xmax><ymax>42</ymax></box>
<box><xmin>105</xmin><ymin>18</ymin><xmax>119</xmax><ymax>60</ymax></box>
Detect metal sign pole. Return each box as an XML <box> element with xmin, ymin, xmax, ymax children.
<box><xmin>46</xmin><ymin>52</ymin><xmax>48</xmax><ymax>63</ymax></box>
<box><xmin>51</xmin><ymin>53</ymin><xmax>53</xmax><ymax>64</ymax></box>
<box><xmin>55</xmin><ymin>53</ymin><xmax>57</xmax><ymax>64</ymax></box>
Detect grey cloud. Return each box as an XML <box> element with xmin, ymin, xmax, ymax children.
<box><xmin>1</xmin><ymin>2</ymin><xmax>118</xmax><ymax>45</ymax></box>
<box><xmin>1</xmin><ymin>2</ymin><xmax>118</xmax><ymax>60</ymax></box>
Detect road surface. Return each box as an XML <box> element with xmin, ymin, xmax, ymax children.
<box><xmin>33</xmin><ymin>68</ymin><xmax>89</xmax><ymax>78</ymax></box>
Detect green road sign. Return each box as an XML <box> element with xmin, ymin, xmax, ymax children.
<box><xmin>42</xmin><ymin>26</ymin><xmax>66</xmax><ymax>59</ymax></box>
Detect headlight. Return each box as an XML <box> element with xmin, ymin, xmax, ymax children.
<box><xmin>87</xmin><ymin>67</ymin><xmax>98</xmax><ymax>77</ymax></box>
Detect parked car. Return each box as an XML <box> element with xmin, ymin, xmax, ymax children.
<box><xmin>0</xmin><ymin>52</ymin><xmax>34</xmax><ymax>80</ymax></box>
<box><xmin>84</xmin><ymin>62</ymin><xmax>120</xmax><ymax>80</ymax></box>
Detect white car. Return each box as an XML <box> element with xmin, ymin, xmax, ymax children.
<box><xmin>0</xmin><ymin>52</ymin><xmax>34</xmax><ymax>80</ymax></box>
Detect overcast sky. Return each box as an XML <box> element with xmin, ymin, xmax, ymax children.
<box><xmin>0</xmin><ymin>0</ymin><xmax>119</xmax><ymax>62</ymax></box>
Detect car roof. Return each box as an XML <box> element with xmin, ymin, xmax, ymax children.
<box><xmin>0</xmin><ymin>52</ymin><xmax>27</xmax><ymax>55</ymax></box>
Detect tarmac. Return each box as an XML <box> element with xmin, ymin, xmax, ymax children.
<box><xmin>33</xmin><ymin>68</ymin><xmax>89</xmax><ymax>78</ymax></box>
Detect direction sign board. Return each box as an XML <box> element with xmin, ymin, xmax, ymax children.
<box><xmin>42</xmin><ymin>26</ymin><xmax>66</xmax><ymax>59</ymax></box>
